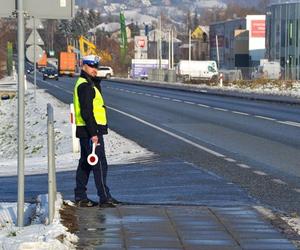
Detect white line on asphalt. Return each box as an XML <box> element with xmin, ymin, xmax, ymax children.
<box><xmin>172</xmin><ymin>99</ymin><xmax>182</xmax><ymax>102</ymax></box>
<box><xmin>225</xmin><ymin>158</ymin><xmax>236</xmax><ymax>163</ymax></box>
<box><xmin>145</xmin><ymin>93</ymin><xmax>151</xmax><ymax>96</ymax></box>
<box><xmin>184</xmin><ymin>101</ymin><xmax>195</xmax><ymax>105</ymax></box>
<box><xmin>232</xmin><ymin>111</ymin><xmax>249</xmax><ymax>116</ymax></box>
<box><xmin>107</xmin><ymin>106</ymin><xmax>225</xmax><ymax>158</ymax></box>
<box><xmin>237</xmin><ymin>164</ymin><xmax>251</xmax><ymax>169</ymax></box>
<box><xmin>162</xmin><ymin>97</ymin><xmax>170</xmax><ymax>100</ymax></box>
<box><xmin>132</xmin><ymin>91</ymin><xmax>136</xmax><ymax>94</ymax></box>
<box><xmin>153</xmin><ymin>95</ymin><xmax>160</xmax><ymax>98</ymax></box>
<box><xmin>214</xmin><ymin>107</ymin><xmax>229</xmax><ymax>112</ymax></box>
<box><xmin>277</xmin><ymin>121</ymin><xmax>300</xmax><ymax>128</ymax></box>
<box><xmin>272</xmin><ymin>179</ymin><xmax>287</xmax><ymax>185</ymax></box>
<box><xmin>253</xmin><ymin>170</ymin><xmax>268</xmax><ymax>176</ymax></box>
<box><xmin>254</xmin><ymin>115</ymin><xmax>276</xmax><ymax>121</ymax></box>
<box><xmin>200</xmin><ymin>90</ymin><xmax>207</xmax><ymax>93</ymax></box>
<box><xmin>198</xmin><ymin>104</ymin><xmax>210</xmax><ymax>108</ymax></box>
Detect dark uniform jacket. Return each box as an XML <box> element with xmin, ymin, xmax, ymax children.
<box><xmin>76</xmin><ymin>70</ymin><xmax>108</xmax><ymax>138</ymax></box>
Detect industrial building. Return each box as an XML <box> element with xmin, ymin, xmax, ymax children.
<box><xmin>210</xmin><ymin>15</ymin><xmax>266</xmax><ymax>74</ymax></box>
<box><xmin>266</xmin><ymin>0</ymin><xmax>300</xmax><ymax>80</ymax></box>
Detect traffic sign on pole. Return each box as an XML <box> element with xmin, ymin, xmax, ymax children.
<box><xmin>26</xmin><ymin>18</ymin><xmax>44</xmax><ymax>29</ymax></box>
<box><xmin>26</xmin><ymin>45</ymin><xmax>43</xmax><ymax>63</ymax></box>
<box><xmin>26</xmin><ymin>30</ymin><xmax>44</xmax><ymax>46</ymax></box>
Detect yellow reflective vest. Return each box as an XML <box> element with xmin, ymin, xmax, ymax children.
<box><xmin>73</xmin><ymin>77</ymin><xmax>107</xmax><ymax>126</ymax></box>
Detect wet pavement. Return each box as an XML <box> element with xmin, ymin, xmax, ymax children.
<box><xmin>75</xmin><ymin>205</ymin><xmax>296</xmax><ymax>250</ymax></box>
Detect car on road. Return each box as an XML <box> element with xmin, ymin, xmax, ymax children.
<box><xmin>97</xmin><ymin>66</ymin><xmax>114</xmax><ymax>79</ymax></box>
<box><xmin>43</xmin><ymin>67</ymin><xmax>58</xmax><ymax>81</ymax></box>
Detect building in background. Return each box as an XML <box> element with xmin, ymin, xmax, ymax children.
<box><xmin>210</xmin><ymin>15</ymin><xmax>266</xmax><ymax>73</ymax></box>
<box><xmin>266</xmin><ymin>0</ymin><xmax>300</xmax><ymax>80</ymax></box>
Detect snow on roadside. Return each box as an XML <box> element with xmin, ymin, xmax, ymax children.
<box><xmin>0</xmin><ymin>193</ymin><xmax>77</xmax><ymax>250</ymax></box>
<box><xmin>0</xmin><ymin>81</ymin><xmax>154</xmax><ymax>177</ymax></box>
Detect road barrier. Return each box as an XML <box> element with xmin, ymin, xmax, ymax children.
<box><xmin>47</xmin><ymin>103</ymin><xmax>57</xmax><ymax>223</ymax></box>
<box><xmin>70</xmin><ymin>103</ymin><xmax>80</xmax><ymax>153</ymax></box>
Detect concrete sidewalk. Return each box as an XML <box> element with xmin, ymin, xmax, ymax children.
<box><xmin>74</xmin><ymin>205</ymin><xmax>296</xmax><ymax>250</ymax></box>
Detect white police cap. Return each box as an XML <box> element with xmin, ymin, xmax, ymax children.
<box><xmin>82</xmin><ymin>55</ymin><xmax>100</xmax><ymax>66</ymax></box>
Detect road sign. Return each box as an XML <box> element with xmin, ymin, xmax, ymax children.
<box><xmin>26</xmin><ymin>18</ymin><xmax>44</xmax><ymax>29</ymax></box>
<box><xmin>24</xmin><ymin>0</ymin><xmax>74</xmax><ymax>19</ymax></box>
<box><xmin>26</xmin><ymin>45</ymin><xmax>43</xmax><ymax>63</ymax></box>
<box><xmin>26</xmin><ymin>30</ymin><xmax>44</xmax><ymax>45</ymax></box>
<box><xmin>0</xmin><ymin>1</ymin><xmax>14</xmax><ymax>17</ymax></box>
<box><xmin>0</xmin><ymin>0</ymin><xmax>74</xmax><ymax>19</ymax></box>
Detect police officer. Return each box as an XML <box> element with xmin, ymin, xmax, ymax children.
<box><xmin>73</xmin><ymin>54</ymin><xmax>119</xmax><ymax>207</ymax></box>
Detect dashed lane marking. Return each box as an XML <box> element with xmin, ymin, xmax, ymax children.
<box><xmin>214</xmin><ymin>107</ymin><xmax>229</xmax><ymax>112</ymax></box>
<box><xmin>237</xmin><ymin>164</ymin><xmax>251</xmax><ymax>169</ymax></box>
<box><xmin>172</xmin><ymin>98</ymin><xmax>180</xmax><ymax>101</ymax></box>
<box><xmin>253</xmin><ymin>170</ymin><xmax>268</xmax><ymax>176</ymax></box>
<box><xmin>254</xmin><ymin>115</ymin><xmax>276</xmax><ymax>121</ymax></box>
<box><xmin>232</xmin><ymin>111</ymin><xmax>249</xmax><ymax>116</ymax></box>
<box><xmin>198</xmin><ymin>104</ymin><xmax>210</xmax><ymax>108</ymax></box>
<box><xmin>277</xmin><ymin>121</ymin><xmax>300</xmax><ymax>128</ymax></box>
<box><xmin>272</xmin><ymin>179</ymin><xmax>287</xmax><ymax>185</ymax></box>
<box><xmin>162</xmin><ymin>97</ymin><xmax>170</xmax><ymax>100</ymax></box>
<box><xmin>184</xmin><ymin>101</ymin><xmax>195</xmax><ymax>105</ymax></box>
<box><xmin>225</xmin><ymin>158</ymin><xmax>236</xmax><ymax>163</ymax></box>
<box><xmin>294</xmin><ymin>189</ymin><xmax>300</xmax><ymax>193</ymax></box>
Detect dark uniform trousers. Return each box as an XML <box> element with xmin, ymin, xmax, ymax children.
<box><xmin>74</xmin><ymin>135</ymin><xmax>111</xmax><ymax>202</ymax></box>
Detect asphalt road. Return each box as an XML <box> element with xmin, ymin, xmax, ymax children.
<box><xmin>28</xmin><ymin>73</ymin><xmax>300</xmax><ymax>214</ymax></box>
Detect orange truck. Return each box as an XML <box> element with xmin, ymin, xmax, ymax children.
<box><xmin>58</xmin><ymin>52</ymin><xmax>76</xmax><ymax>77</ymax></box>
<box><xmin>37</xmin><ymin>52</ymin><xmax>47</xmax><ymax>68</ymax></box>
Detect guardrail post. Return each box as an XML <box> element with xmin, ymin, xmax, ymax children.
<box><xmin>47</xmin><ymin>103</ymin><xmax>56</xmax><ymax>223</ymax></box>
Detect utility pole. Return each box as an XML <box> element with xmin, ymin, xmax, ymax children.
<box><xmin>216</xmin><ymin>35</ymin><xmax>220</xmax><ymax>68</ymax></box>
<box><xmin>17</xmin><ymin>0</ymin><xmax>25</xmax><ymax>227</ymax></box>
<box><xmin>159</xmin><ymin>15</ymin><xmax>162</xmax><ymax>69</ymax></box>
<box><xmin>171</xmin><ymin>29</ymin><xmax>174</xmax><ymax>70</ymax></box>
<box><xmin>33</xmin><ymin>17</ymin><xmax>37</xmax><ymax>102</ymax></box>
<box><xmin>168</xmin><ymin>30</ymin><xmax>171</xmax><ymax>69</ymax></box>
<box><xmin>189</xmin><ymin>29</ymin><xmax>191</xmax><ymax>61</ymax></box>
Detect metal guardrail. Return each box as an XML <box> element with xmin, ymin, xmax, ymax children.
<box><xmin>47</xmin><ymin>103</ymin><xmax>57</xmax><ymax>223</ymax></box>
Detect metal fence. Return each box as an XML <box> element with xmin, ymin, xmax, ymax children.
<box><xmin>47</xmin><ymin>103</ymin><xmax>57</xmax><ymax>224</ymax></box>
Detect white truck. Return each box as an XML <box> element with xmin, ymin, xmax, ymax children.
<box><xmin>176</xmin><ymin>60</ymin><xmax>219</xmax><ymax>81</ymax></box>
<box><xmin>251</xmin><ymin>60</ymin><xmax>281</xmax><ymax>80</ymax></box>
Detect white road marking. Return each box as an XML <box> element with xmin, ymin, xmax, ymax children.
<box><xmin>225</xmin><ymin>158</ymin><xmax>236</xmax><ymax>163</ymax></box>
<box><xmin>200</xmin><ymin>90</ymin><xmax>207</xmax><ymax>93</ymax></box>
<box><xmin>108</xmin><ymin>106</ymin><xmax>225</xmax><ymax>157</ymax></box>
<box><xmin>254</xmin><ymin>115</ymin><xmax>276</xmax><ymax>121</ymax></box>
<box><xmin>253</xmin><ymin>170</ymin><xmax>268</xmax><ymax>176</ymax></box>
<box><xmin>172</xmin><ymin>99</ymin><xmax>182</xmax><ymax>102</ymax></box>
<box><xmin>184</xmin><ymin>101</ymin><xmax>195</xmax><ymax>105</ymax></box>
<box><xmin>237</xmin><ymin>164</ymin><xmax>251</xmax><ymax>169</ymax></box>
<box><xmin>137</xmin><ymin>92</ymin><xmax>144</xmax><ymax>95</ymax></box>
<box><xmin>162</xmin><ymin>97</ymin><xmax>170</xmax><ymax>100</ymax></box>
<box><xmin>214</xmin><ymin>107</ymin><xmax>228</xmax><ymax>112</ymax></box>
<box><xmin>277</xmin><ymin>121</ymin><xmax>300</xmax><ymax>128</ymax></box>
<box><xmin>145</xmin><ymin>93</ymin><xmax>151</xmax><ymax>96</ymax></box>
<box><xmin>153</xmin><ymin>95</ymin><xmax>160</xmax><ymax>98</ymax></box>
<box><xmin>198</xmin><ymin>104</ymin><xmax>210</xmax><ymax>108</ymax></box>
<box><xmin>272</xmin><ymin>179</ymin><xmax>287</xmax><ymax>185</ymax></box>
<box><xmin>232</xmin><ymin>111</ymin><xmax>249</xmax><ymax>116</ymax></box>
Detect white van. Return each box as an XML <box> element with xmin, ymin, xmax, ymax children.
<box><xmin>176</xmin><ymin>60</ymin><xmax>219</xmax><ymax>81</ymax></box>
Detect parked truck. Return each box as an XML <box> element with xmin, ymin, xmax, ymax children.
<box><xmin>58</xmin><ymin>52</ymin><xmax>76</xmax><ymax>77</ymax></box>
<box><xmin>176</xmin><ymin>60</ymin><xmax>219</xmax><ymax>81</ymax></box>
<box><xmin>131</xmin><ymin>59</ymin><xmax>169</xmax><ymax>79</ymax></box>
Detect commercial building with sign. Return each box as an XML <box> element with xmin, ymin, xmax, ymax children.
<box><xmin>210</xmin><ymin>15</ymin><xmax>266</xmax><ymax>71</ymax></box>
<box><xmin>266</xmin><ymin>0</ymin><xmax>300</xmax><ymax>80</ymax></box>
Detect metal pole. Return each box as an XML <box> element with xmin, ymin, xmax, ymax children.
<box><xmin>17</xmin><ymin>0</ymin><xmax>25</xmax><ymax>227</ymax></box>
<box><xmin>171</xmin><ymin>29</ymin><xmax>174</xmax><ymax>70</ymax></box>
<box><xmin>216</xmin><ymin>35</ymin><xmax>220</xmax><ymax>68</ymax></box>
<box><xmin>47</xmin><ymin>104</ymin><xmax>55</xmax><ymax>223</ymax></box>
<box><xmin>159</xmin><ymin>15</ymin><xmax>162</xmax><ymax>69</ymax></box>
<box><xmin>189</xmin><ymin>29</ymin><xmax>191</xmax><ymax>61</ymax></box>
<box><xmin>33</xmin><ymin>17</ymin><xmax>37</xmax><ymax>102</ymax></box>
<box><xmin>168</xmin><ymin>30</ymin><xmax>171</xmax><ymax>69</ymax></box>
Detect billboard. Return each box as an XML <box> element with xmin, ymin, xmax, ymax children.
<box><xmin>251</xmin><ymin>20</ymin><xmax>265</xmax><ymax>38</ymax></box>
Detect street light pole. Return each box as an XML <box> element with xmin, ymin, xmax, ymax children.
<box><xmin>17</xmin><ymin>0</ymin><xmax>26</xmax><ymax>227</ymax></box>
